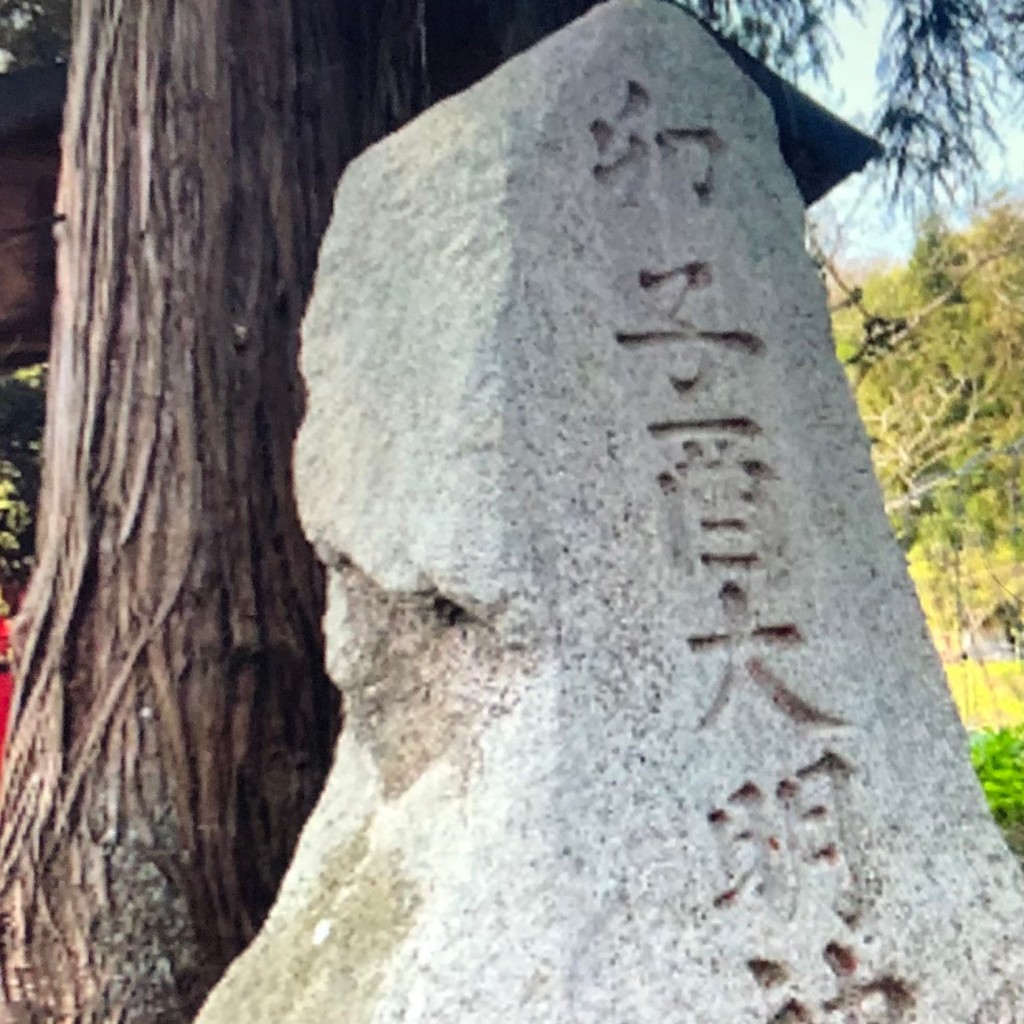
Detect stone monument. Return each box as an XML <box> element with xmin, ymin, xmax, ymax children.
<box><xmin>197</xmin><ymin>2</ymin><xmax>1024</xmax><ymax>1021</ymax></box>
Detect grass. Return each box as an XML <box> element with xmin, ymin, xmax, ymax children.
<box><xmin>970</xmin><ymin>726</ymin><xmax>1024</xmax><ymax>861</ymax></box>
<box><xmin>946</xmin><ymin>660</ymin><xmax>1024</xmax><ymax>731</ymax></box>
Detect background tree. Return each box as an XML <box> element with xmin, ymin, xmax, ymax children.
<box><xmin>831</xmin><ymin>202</ymin><xmax>1024</xmax><ymax>658</ymax></box>
<box><xmin>0</xmin><ymin>364</ymin><xmax>45</xmax><ymax>606</ymax></box>
<box><xmin>0</xmin><ymin>0</ymin><xmax>70</xmax><ymax>67</ymax></box>
<box><xmin>0</xmin><ymin>1</ymin><xmax>1021</xmax><ymax>1022</ymax></box>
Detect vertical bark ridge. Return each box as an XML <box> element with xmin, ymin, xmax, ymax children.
<box><xmin>0</xmin><ymin>2</ymin><xmax>358</xmax><ymax>1020</ymax></box>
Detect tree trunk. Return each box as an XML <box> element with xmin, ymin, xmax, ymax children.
<box><xmin>0</xmin><ymin>1</ymin><xmax>595</xmax><ymax>1021</ymax></box>
<box><xmin>0</xmin><ymin>3</ymin><xmax>354</xmax><ymax>1020</ymax></box>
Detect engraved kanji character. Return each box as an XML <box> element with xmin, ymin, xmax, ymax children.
<box><xmin>590</xmin><ymin>80</ymin><xmax>725</xmax><ymax>205</ymax></box>
<box><xmin>689</xmin><ymin>580</ymin><xmax>843</xmax><ymax>730</ymax></box>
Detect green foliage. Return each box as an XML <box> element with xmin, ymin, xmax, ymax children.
<box><xmin>832</xmin><ymin>201</ymin><xmax>1024</xmax><ymax>653</ymax></box>
<box><xmin>0</xmin><ymin>364</ymin><xmax>46</xmax><ymax>593</ymax></box>
<box><xmin>874</xmin><ymin>1</ymin><xmax>1023</xmax><ymax>199</ymax></box>
<box><xmin>948</xmin><ymin>661</ymin><xmax>1024</xmax><ymax>732</ymax></box>
<box><xmin>971</xmin><ymin>727</ymin><xmax>1024</xmax><ymax>859</ymax></box>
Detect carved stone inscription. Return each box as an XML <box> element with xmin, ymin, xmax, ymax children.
<box><xmin>590</xmin><ymin>83</ymin><xmax>840</xmax><ymax>735</ymax></box>
<box><xmin>590</xmin><ymin>83</ymin><xmax>914</xmax><ymax>1023</ymax></box>
<box><xmin>591</xmin><ymin>80</ymin><xmax>724</xmax><ymax>206</ymax></box>
<box><xmin>707</xmin><ymin>752</ymin><xmax>911</xmax><ymax>1023</ymax></box>
<box><xmin>708</xmin><ymin>752</ymin><xmax>857</xmax><ymax>920</ymax></box>
<box><xmin>749</xmin><ymin>958</ymin><xmax>915</xmax><ymax>1024</ymax></box>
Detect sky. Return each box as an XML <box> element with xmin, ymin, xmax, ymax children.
<box><xmin>795</xmin><ymin>0</ymin><xmax>1024</xmax><ymax>266</ymax></box>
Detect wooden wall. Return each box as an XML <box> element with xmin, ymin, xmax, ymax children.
<box><xmin>0</xmin><ymin>125</ymin><xmax>59</xmax><ymax>371</ymax></box>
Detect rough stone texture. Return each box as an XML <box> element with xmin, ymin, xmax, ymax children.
<box><xmin>197</xmin><ymin>2</ymin><xmax>1024</xmax><ymax>1022</ymax></box>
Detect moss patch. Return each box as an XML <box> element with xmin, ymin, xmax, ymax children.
<box><xmin>199</xmin><ymin>817</ymin><xmax>421</xmax><ymax>1024</ymax></box>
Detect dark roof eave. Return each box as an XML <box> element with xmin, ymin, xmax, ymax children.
<box><xmin>710</xmin><ymin>31</ymin><xmax>883</xmax><ymax>205</ymax></box>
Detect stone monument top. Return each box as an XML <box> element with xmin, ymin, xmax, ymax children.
<box><xmin>198</xmin><ymin>2</ymin><xmax>1024</xmax><ymax>1022</ymax></box>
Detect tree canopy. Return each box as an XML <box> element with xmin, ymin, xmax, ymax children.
<box><xmin>831</xmin><ymin>201</ymin><xmax>1024</xmax><ymax>654</ymax></box>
